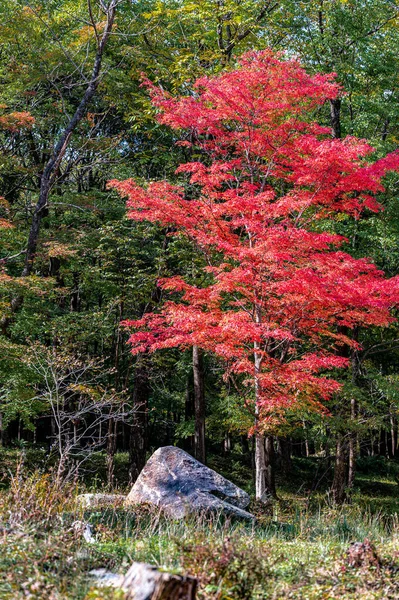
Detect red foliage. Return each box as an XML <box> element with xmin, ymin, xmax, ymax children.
<box><xmin>0</xmin><ymin>197</ymin><xmax>13</xmax><ymax>229</ymax></box>
<box><xmin>109</xmin><ymin>50</ymin><xmax>399</xmax><ymax>424</ymax></box>
<box><xmin>0</xmin><ymin>111</ymin><xmax>35</xmax><ymax>132</ymax></box>
<box><xmin>0</xmin><ymin>219</ymin><xmax>13</xmax><ymax>229</ymax></box>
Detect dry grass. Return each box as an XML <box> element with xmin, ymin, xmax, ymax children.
<box><xmin>1</xmin><ymin>459</ymin><xmax>399</xmax><ymax>599</ymax></box>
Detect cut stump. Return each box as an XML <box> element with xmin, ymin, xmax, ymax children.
<box><xmin>121</xmin><ymin>562</ymin><xmax>197</xmax><ymax>600</ymax></box>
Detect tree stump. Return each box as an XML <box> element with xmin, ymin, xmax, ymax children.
<box><xmin>121</xmin><ymin>562</ymin><xmax>197</xmax><ymax>600</ymax></box>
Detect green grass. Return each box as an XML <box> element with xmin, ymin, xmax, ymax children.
<box><xmin>2</xmin><ymin>454</ymin><xmax>399</xmax><ymax>598</ymax></box>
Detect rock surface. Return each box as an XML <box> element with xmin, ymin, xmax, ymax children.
<box><xmin>72</xmin><ymin>520</ymin><xmax>96</xmax><ymax>543</ymax></box>
<box><xmin>76</xmin><ymin>493</ymin><xmax>126</xmax><ymax>509</ymax></box>
<box><xmin>89</xmin><ymin>568</ymin><xmax>123</xmax><ymax>588</ymax></box>
<box><xmin>124</xmin><ymin>446</ymin><xmax>254</xmax><ymax>519</ymax></box>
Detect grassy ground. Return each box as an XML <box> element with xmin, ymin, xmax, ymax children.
<box><xmin>1</xmin><ymin>452</ymin><xmax>399</xmax><ymax>599</ymax></box>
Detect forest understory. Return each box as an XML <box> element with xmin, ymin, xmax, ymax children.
<box><xmin>2</xmin><ymin>451</ymin><xmax>399</xmax><ymax>599</ymax></box>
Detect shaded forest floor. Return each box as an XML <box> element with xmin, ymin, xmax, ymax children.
<box><xmin>1</xmin><ymin>451</ymin><xmax>399</xmax><ymax>599</ymax></box>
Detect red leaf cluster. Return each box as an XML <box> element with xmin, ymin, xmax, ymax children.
<box><xmin>110</xmin><ymin>50</ymin><xmax>399</xmax><ymax>423</ymax></box>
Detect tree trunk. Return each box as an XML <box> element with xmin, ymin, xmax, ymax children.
<box><xmin>0</xmin><ymin>1</ymin><xmax>118</xmax><ymax>332</ymax></box>
<box><xmin>253</xmin><ymin>302</ymin><xmax>277</xmax><ymax>501</ymax></box>
<box><xmin>348</xmin><ymin>342</ymin><xmax>361</xmax><ymax>486</ymax></box>
<box><xmin>224</xmin><ymin>432</ymin><xmax>231</xmax><ymax>454</ymax></box>
<box><xmin>303</xmin><ymin>420</ymin><xmax>310</xmax><ymax>457</ymax></box>
<box><xmin>379</xmin><ymin>428</ymin><xmax>386</xmax><ymax>457</ymax></box>
<box><xmin>330</xmin><ymin>98</ymin><xmax>342</xmax><ymax>139</ymax></box>
<box><xmin>129</xmin><ymin>358</ymin><xmax>149</xmax><ymax>483</ymax></box>
<box><xmin>331</xmin><ymin>435</ymin><xmax>348</xmax><ymax>504</ymax></box>
<box><xmin>277</xmin><ymin>437</ymin><xmax>292</xmax><ymax>474</ymax></box>
<box><xmin>348</xmin><ymin>398</ymin><xmax>357</xmax><ymax>488</ymax></box>
<box><xmin>255</xmin><ymin>434</ymin><xmax>267</xmax><ymax>501</ymax></box>
<box><xmin>22</xmin><ymin>4</ymin><xmax>117</xmax><ymax>278</ymax></box>
<box><xmin>192</xmin><ymin>345</ymin><xmax>206</xmax><ymax>464</ymax></box>
<box><xmin>70</xmin><ymin>273</ymin><xmax>80</xmax><ymax>312</ymax></box>
<box><xmin>385</xmin><ymin>428</ymin><xmax>389</xmax><ymax>458</ymax></box>
<box><xmin>184</xmin><ymin>372</ymin><xmax>194</xmax><ymax>454</ymax></box>
<box><xmin>382</xmin><ymin>117</ymin><xmax>390</xmax><ymax>142</ymax></box>
<box><xmin>265</xmin><ymin>435</ymin><xmax>277</xmax><ymax>497</ymax></box>
<box><xmin>255</xmin><ymin>434</ymin><xmax>277</xmax><ymax>501</ymax></box>
<box><xmin>106</xmin><ymin>417</ymin><xmax>117</xmax><ymax>487</ymax></box>
<box><xmin>390</xmin><ymin>410</ymin><xmax>396</xmax><ymax>457</ymax></box>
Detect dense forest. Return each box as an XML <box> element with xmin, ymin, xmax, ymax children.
<box><xmin>2</xmin><ymin>0</ymin><xmax>399</xmax><ymax>499</ymax></box>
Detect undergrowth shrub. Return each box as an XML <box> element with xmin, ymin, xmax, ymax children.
<box><xmin>181</xmin><ymin>533</ymin><xmax>268</xmax><ymax>599</ymax></box>
<box><xmin>3</xmin><ymin>466</ymin><xmax>78</xmax><ymax>526</ymax></box>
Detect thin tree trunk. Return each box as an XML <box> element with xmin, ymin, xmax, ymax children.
<box><xmin>348</xmin><ymin>398</ymin><xmax>357</xmax><ymax>488</ymax></box>
<box><xmin>385</xmin><ymin>429</ymin><xmax>389</xmax><ymax>458</ymax></box>
<box><xmin>70</xmin><ymin>273</ymin><xmax>80</xmax><ymax>312</ymax></box>
<box><xmin>129</xmin><ymin>358</ymin><xmax>149</xmax><ymax>484</ymax></box>
<box><xmin>378</xmin><ymin>428</ymin><xmax>385</xmax><ymax>456</ymax></box>
<box><xmin>253</xmin><ymin>299</ymin><xmax>276</xmax><ymax>501</ymax></box>
<box><xmin>330</xmin><ymin>98</ymin><xmax>342</xmax><ymax>139</ymax></box>
<box><xmin>0</xmin><ymin>1</ymin><xmax>118</xmax><ymax>331</ymax></box>
<box><xmin>331</xmin><ymin>435</ymin><xmax>348</xmax><ymax>504</ymax></box>
<box><xmin>224</xmin><ymin>432</ymin><xmax>231</xmax><ymax>453</ymax></box>
<box><xmin>22</xmin><ymin>3</ymin><xmax>117</xmax><ymax>277</ymax></box>
<box><xmin>50</xmin><ymin>415</ymin><xmax>56</xmax><ymax>448</ymax></box>
<box><xmin>184</xmin><ymin>371</ymin><xmax>194</xmax><ymax>454</ymax></box>
<box><xmin>265</xmin><ymin>435</ymin><xmax>277</xmax><ymax>497</ymax></box>
<box><xmin>106</xmin><ymin>417</ymin><xmax>117</xmax><ymax>487</ymax></box>
<box><xmin>251</xmin><ymin>436</ymin><xmax>256</xmax><ymax>484</ymax></box>
<box><xmin>192</xmin><ymin>345</ymin><xmax>206</xmax><ymax>464</ymax></box>
<box><xmin>390</xmin><ymin>410</ymin><xmax>396</xmax><ymax>457</ymax></box>
<box><xmin>382</xmin><ymin>117</ymin><xmax>390</xmax><ymax>142</ymax></box>
<box><xmin>303</xmin><ymin>420</ymin><xmax>310</xmax><ymax>457</ymax></box>
<box><xmin>277</xmin><ymin>437</ymin><xmax>292</xmax><ymax>475</ymax></box>
<box><xmin>348</xmin><ymin>345</ymin><xmax>360</xmax><ymax>488</ymax></box>
<box><xmin>254</xmin><ymin>347</ymin><xmax>269</xmax><ymax>501</ymax></box>
<box><xmin>255</xmin><ymin>435</ymin><xmax>277</xmax><ymax>501</ymax></box>
<box><xmin>255</xmin><ymin>434</ymin><xmax>268</xmax><ymax>501</ymax></box>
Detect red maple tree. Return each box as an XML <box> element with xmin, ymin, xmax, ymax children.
<box><xmin>110</xmin><ymin>50</ymin><xmax>399</xmax><ymax>500</ymax></box>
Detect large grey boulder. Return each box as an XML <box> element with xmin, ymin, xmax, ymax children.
<box><xmin>124</xmin><ymin>446</ymin><xmax>254</xmax><ymax>520</ymax></box>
